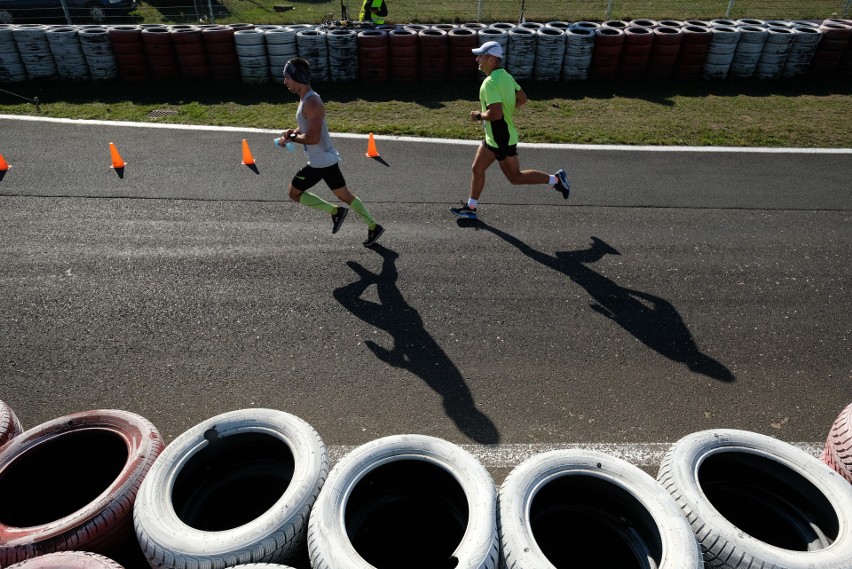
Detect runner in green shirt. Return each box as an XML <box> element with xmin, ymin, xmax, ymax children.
<box><xmin>451</xmin><ymin>41</ymin><xmax>570</xmax><ymax>220</ymax></box>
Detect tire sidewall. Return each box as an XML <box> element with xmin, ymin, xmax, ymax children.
<box><xmin>308</xmin><ymin>434</ymin><xmax>498</xmax><ymax>569</ymax></box>
<box><xmin>660</xmin><ymin>429</ymin><xmax>852</xmax><ymax>568</ymax></box>
<box><xmin>498</xmin><ymin>449</ymin><xmax>702</xmax><ymax>568</ymax></box>
<box><xmin>133</xmin><ymin>408</ymin><xmax>327</xmax><ymax>561</ymax></box>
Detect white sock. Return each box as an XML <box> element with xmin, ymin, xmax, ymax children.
<box><xmin>548</xmin><ymin>175</ymin><xmax>558</xmax><ymax>185</ymax></box>
<box><xmin>467</xmin><ymin>198</ymin><xmax>478</xmax><ymax>209</ymax></box>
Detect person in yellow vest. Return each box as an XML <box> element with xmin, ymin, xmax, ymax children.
<box><xmin>358</xmin><ymin>0</ymin><xmax>388</xmax><ymax>24</ymax></box>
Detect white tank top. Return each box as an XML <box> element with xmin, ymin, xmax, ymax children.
<box><xmin>297</xmin><ymin>90</ymin><xmax>341</xmax><ymax>168</ymax></box>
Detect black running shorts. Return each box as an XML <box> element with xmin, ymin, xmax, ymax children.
<box><xmin>290</xmin><ymin>163</ymin><xmax>347</xmax><ymax>192</ymax></box>
<box><xmin>483</xmin><ymin>141</ymin><xmax>518</xmax><ymax>161</ymax></box>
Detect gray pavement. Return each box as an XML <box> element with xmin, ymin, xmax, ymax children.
<box><xmin>1</xmin><ymin>116</ymin><xmax>850</xmax><ymax>467</ymax></box>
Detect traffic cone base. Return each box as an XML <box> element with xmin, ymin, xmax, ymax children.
<box><xmin>109</xmin><ymin>142</ymin><xmax>126</xmax><ymax>169</ymax></box>
<box><xmin>0</xmin><ymin>153</ymin><xmax>9</xmax><ymax>171</ymax></box>
<box><xmin>241</xmin><ymin>139</ymin><xmax>256</xmax><ymax>166</ymax></box>
<box><xmin>366</xmin><ymin>132</ymin><xmax>380</xmax><ymax>158</ymax></box>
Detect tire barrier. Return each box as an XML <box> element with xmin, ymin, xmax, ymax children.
<box><xmin>810</xmin><ymin>20</ymin><xmax>852</xmax><ymax>77</ymax></box>
<box><xmin>234</xmin><ymin>28</ymin><xmax>268</xmax><ymax>84</ymax></box>
<box><xmin>296</xmin><ymin>28</ymin><xmax>328</xmax><ymax>83</ymax></box>
<box><xmin>388</xmin><ymin>28</ymin><xmax>417</xmax><ymax>83</ymax></box>
<box><xmin>46</xmin><ymin>26</ymin><xmax>89</xmax><ymax>81</ymax></box>
<box><xmin>308</xmin><ymin>434</ymin><xmax>498</xmax><ymax>569</ymax></box>
<box><xmin>0</xmin><ymin>410</ymin><xmax>164</xmax><ymax>567</ymax></box>
<box><xmin>327</xmin><ymin>28</ymin><xmax>357</xmax><ymax>82</ymax></box>
<box><xmin>0</xmin><ymin>400</ymin><xmax>23</xmax><ymax>448</ymax></box>
<box><xmin>498</xmin><ymin>449</ymin><xmax>703</xmax><ymax>568</ymax></box>
<box><xmin>658</xmin><ymin>429</ymin><xmax>852</xmax><ymax>569</ymax></box>
<box><xmin>357</xmin><ymin>29</ymin><xmax>388</xmax><ymax>83</ymax></box>
<box><xmin>505</xmin><ymin>26</ymin><xmax>535</xmax><ymax>80</ymax></box>
<box><xmin>562</xmin><ymin>24</ymin><xmax>595</xmax><ymax>80</ymax></box>
<box><xmin>12</xmin><ymin>24</ymin><xmax>57</xmax><ymax>80</ymax></box>
<box><xmin>5</xmin><ymin>551</ymin><xmax>125</xmax><ymax>569</ymax></box>
<box><xmin>142</xmin><ymin>26</ymin><xmax>179</xmax><ymax>81</ymax></box>
<box><xmin>822</xmin><ymin>402</ymin><xmax>852</xmax><ymax>483</ymax></box>
<box><xmin>648</xmin><ymin>26</ymin><xmax>682</xmax><ymax>79</ymax></box>
<box><xmin>731</xmin><ymin>24</ymin><xmax>769</xmax><ymax>78</ymax></box>
<box><xmin>675</xmin><ymin>25</ymin><xmax>713</xmax><ymax>80</ymax></box>
<box><xmin>202</xmin><ymin>25</ymin><xmax>240</xmax><ymax>82</ymax></box>
<box><xmin>448</xmin><ymin>27</ymin><xmax>478</xmax><ymax>80</ymax></box>
<box><xmin>618</xmin><ymin>26</ymin><xmax>653</xmax><ymax>81</ymax></box>
<box><xmin>532</xmin><ymin>26</ymin><xmax>564</xmax><ymax>81</ymax></box>
<box><xmin>418</xmin><ymin>27</ymin><xmax>448</xmax><ymax>82</ymax></box>
<box><xmin>702</xmin><ymin>25</ymin><xmax>740</xmax><ymax>80</ymax></box>
<box><xmin>109</xmin><ymin>25</ymin><xmax>150</xmax><ymax>83</ymax></box>
<box><xmin>133</xmin><ymin>408</ymin><xmax>328</xmax><ymax>569</ymax></box>
<box><xmin>78</xmin><ymin>27</ymin><xmax>117</xmax><ymax>80</ymax></box>
<box><xmin>4</xmin><ymin>19</ymin><xmax>852</xmax><ymax>85</ymax></box>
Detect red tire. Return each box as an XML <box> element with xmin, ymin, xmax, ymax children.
<box><xmin>822</xmin><ymin>402</ymin><xmax>852</xmax><ymax>482</ymax></box>
<box><xmin>0</xmin><ymin>410</ymin><xmax>164</xmax><ymax>566</ymax></box>
<box><xmin>0</xmin><ymin>400</ymin><xmax>23</xmax><ymax>448</ymax></box>
<box><xmin>6</xmin><ymin>551</ymin><xmax>125</xmax><ymax>569</ymax></box>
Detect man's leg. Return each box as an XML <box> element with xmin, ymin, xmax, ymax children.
<box><xmin>470</xmin><ymin>142</ymin><xmax>497</xmax><ymax>201</ymax></box>
<box><xmin>497</xmin><ymin>155</ymin><xmax>550</xmax><ymax>185</ymax></box>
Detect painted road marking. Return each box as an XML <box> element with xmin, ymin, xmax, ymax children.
<box><xmin>328</xmin><ymin>442</ymin><xmax>823</xmax><ymax>467</ymax></box>
<box><xmin>3</xmin><ymin>114</ymin><xmax>852</xmax><ymax>154</ymax></box>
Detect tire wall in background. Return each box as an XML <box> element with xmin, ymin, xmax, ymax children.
<box><xmin>0</xmin><ymin>410</ymin><xmax>164</xmax><ymax>567</ymax></box>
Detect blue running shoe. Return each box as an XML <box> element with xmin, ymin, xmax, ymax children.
<box><xmin>450</xmin><ymin>203</ymin><xmax>478</xmax><ymax>219</ymax></box>
<box><xmin>331</xmin><ymin>206</ymin><xmax>348</xmax><ymax>234</ymax></box>
<box><xmin>554</xmin><ymin>169</ymin><xmax>570</xmax><ymax>199</ymax></box>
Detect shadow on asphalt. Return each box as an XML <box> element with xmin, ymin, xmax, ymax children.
<box><xmin>458</xmin><ymin>219</ymin><xmax>735</xmax><ymax>384</ymax></box>
<box><xmin>333</xmin><ymin>243</ymin><xmax>501</xmax><ymax>444</ymax></box>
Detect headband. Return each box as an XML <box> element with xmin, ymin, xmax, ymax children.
<box><xmin>283</xmin><ymin>60</ymin><xmax>311</xmax><ymax>84</ymax></box>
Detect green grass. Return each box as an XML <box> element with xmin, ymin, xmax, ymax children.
<box><xmin>3</xmin><ymin>78</ymin><xmax>851</xmax><ymax>147</ymax></box>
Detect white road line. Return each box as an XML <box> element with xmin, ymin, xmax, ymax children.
<box><xmin>327</xmin><ymin>442</ymin><xmax>823</xmax><ymax>468</ymax></box>
<box><xmin>3</xmin><ymin>114</ymin><xmax>852</xmax><ymax>154</ymax></box>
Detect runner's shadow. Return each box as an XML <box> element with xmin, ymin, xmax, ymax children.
<box><xmin>461</xmin><ymin>220</ymin><xmax>735</xmax><ymax>383</ymax></box>
<box><xmin>333</xmin><ymin>244</ymin><xmax>501</xmax><ymax>444</ymax></box>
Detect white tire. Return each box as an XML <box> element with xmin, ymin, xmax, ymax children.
<box><xmin>5</xmin><ymin>551</ymin><xmax>125</xmax><ymax>569</ymax></box>
<box><xmin>658</xmin><ymin>429</ymin><xmax>852</xmax><ymax>569</ymax></box>
<box><xmin>308</xmin><ymin>434</ymin><xmax>498</xmax><ymax>569</ymax></box>
<box><xmin>499</xmin><ymin>449</ymin><xmax>702</xmax><ymax>568</ymax></box>
<box><xmin>133</xmin><ymin>409</ymin><xmax>327</xmax><ymax>569</ymax></box>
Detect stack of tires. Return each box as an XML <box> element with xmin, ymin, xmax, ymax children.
<box><xmin>357</xmin><ymin>29</ymin><xmax>389</xmax><ymax>83</ymax></box>
<box><xmin>141</xmin><ymin>26</ymin><xmax>179</xmax><ymax>81</ymax></box>
<box><xmin>675</xmin><ymin>25</ymin><xmax>713</xmax><ymax>80</ymax></box>
<box><xmin>78</xmin><ymin>27</ymin><xmax>116</xmax><ymax>80</ymax></box>
<box><xmin>234</xmin><ymin>28</ymin><xmax>269</xmax><ymax>84</ymax></box>
<box><xmin>448</xmin><ymin>27</ymin><xmax>478</xmax><ymax>80</ymax></box>
<box><xmin>326</xmin><ymin>28</ymin><xmax>357</xmax><ymax>82</ymax></box>
<box><xmin>172</xmin><ymin>26</ymin><xmax>209</xmax><ymax>80</ymax></box>
<box><xmin>618</xmin><ymin>25</ymin><xmax>654</xmax><ymax>81</ymax></box>
<box><xmin>296</xmin><ymin>28</ymin><xmax>329</xmax><ymax>82</ymax></box>
<box><xmin>505</xmin><ymin>26</ymin><xmax>536</xmax><ymax>80</ymax></box>
<box><xmin>754</xmin><ymin>25</ymin><xmax>796</xmax><ymax>79</ymax></box>
<box><xmin>562</xmin><ymin>22</ymin><xmax>597</xmax><ymax>80</ymax></box>
<box><xmin>589</xmin><ymin>26</ymin><xmax>624</xmax><ymax>80</ymax></box>
<box><xmin>108</xmin><ymin>25</ymin><xmax>150</xmax><ymax>83</ymax></box>
<box><xmin>203</xmin><ymin>25</ymin><xmax>240</xmax><ymax>82</ymax></box>
<box><xmin>388</xmin><ymin>28</ymin><xmax>417</xmax><ymax>82</ymax></box>
<box><xmin>730</xmin><ymin>23</ymin><xmax>769</xmax><ymax>79</ymax></box>
<box><xmin>532</xmin><ymin>26</ymin><xmax>564</xmax><ymax>81</ymax></box>
<box><xmin>810</xmin><ymin>19</ymin><xmax>852</xmax><ymax>78</ymax></box>
<box><xmin>418</xmin><ymin>27</ymin><xmax>448</xmax><ymax>81</ymax></box>
<box><xmin>0</xmin><ymin>25</ymin><xmax>27</xmax><ymax>82</ymax></box>
<box><xmin>45</xmin><ymin>27</ymin><xmax>89</xmax><ymax>81</ymax></box>
<box><xmin>647</xmin><ymin>25</ymin><xmax>682</xmax><ymax>79</ymax></box>
<box><xmin>702</xmin><ymin>24</ymin><xmax>740</xmax><ymax>80</ymax></box>
<box><xmin>781</xmin><ymin>23</ymin><xmax>823</xmax><ymax>78</ymax></box>
<box><xmin>11</xmin><ymin>24</ymin><xmax>57</xmax><ymax>80</ymax></box>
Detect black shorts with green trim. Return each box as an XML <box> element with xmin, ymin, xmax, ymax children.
<box><xmin>483</xmin><ymin>141</ymin><xmax>518</xmax><ymax>161</ymax></box>
<box><xmin>291</xmin><ymin>163</ymin><xmax>346</xmax><ymax>192</ymax></box>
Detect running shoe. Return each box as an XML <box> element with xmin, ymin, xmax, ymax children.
<box><xmin>363</xmin><ymin>224</ymin><xmax>384</xmax><ymax>247</ymax></box>
<box><xmin>331</xmin><ymin>206</ymin><xmax>348</xmax><ymax>234</ymax></box>
<box><xmin>450</xmin><ymin>204</ymin><xmax>478</xmax><ymax>219</ymax></box>
<box><xmin>553</xmin><ymin>169</ymin><xmax>570</xmax><ymax>199</ymax></box>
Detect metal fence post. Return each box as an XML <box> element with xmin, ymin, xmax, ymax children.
<box><xmin>606</xmin><ymin>0</ymin><xmax>614</xmax><ymax>20</ymax></box>
<box><xmin>477</xmin><ymin>0</ymin><xmax>482</xmax><ymax>22</ymax></box>
<box><xmin>59</xmin><ymin>0</ymin><xmax>72</xmax><ymax>24</ymax></box>
<box><xmin>208</xmin><ymin>0</ymin><xmax>215</xmax><ymax>23</ymax></box>
<box><xmin>725</xmin><ymin>0</ymin><xmax>736</xmax><ymax>18</ymax></box>
<box><xmin>844</xmin><ymin>0</ymin><xmax>851</xmax><ymax>17</ymax></box>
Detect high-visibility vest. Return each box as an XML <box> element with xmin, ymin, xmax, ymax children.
<box><xmin>359</xmin><ymin>0</ymin><xmax>387</xmax><ymax>24</ymax></box>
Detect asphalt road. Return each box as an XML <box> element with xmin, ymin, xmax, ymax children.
<box><xmin>1</xmin><ymin>115</ymin><xmax>850</xmax><ymax>475</ymax></box>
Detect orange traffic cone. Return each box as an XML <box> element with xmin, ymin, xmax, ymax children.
<box><xmin>366</xmin><ymin>132</ymin><xmax>379</xmax><ymax>158</ymax></box>
<box><xmin>109</xmin><ymin>142</ymin><xmax>126</xmax><ymax>169</ymax></box>
<box><xmin>0</xmin><ymin>153</ymin><xmax>9</xmax><ymax>171</ymax></box>
<box><xmin>241</xmin><ymin>139</ymin><xmax>256</xmax><ymax>166</ymax></box>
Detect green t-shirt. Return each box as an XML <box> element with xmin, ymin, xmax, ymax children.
<box><xmin>479</xmin><ymin>67</ymin><xmax>521</xmax><ymax>148</ymax></box>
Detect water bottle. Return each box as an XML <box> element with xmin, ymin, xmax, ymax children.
<box><xmin>274</xmin><ymin>137</ymin><xmax>296</xmax><ymax>152</ymax></box>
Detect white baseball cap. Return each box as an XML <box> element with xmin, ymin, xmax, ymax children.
<box><xmin>472</xmin><ymin>40</ymin><xmax>503</xmax><ymax>58</ymax></box>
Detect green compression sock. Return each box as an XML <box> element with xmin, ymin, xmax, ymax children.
<box><xmin>299</xmin><ymin>192</ymin><xmax>338</xmax><ymax>215</ymax></box>
<box><xmin>350</xmin><ymin>197</ymin><xmax>377</xmax><ymax>230</ymax></box>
